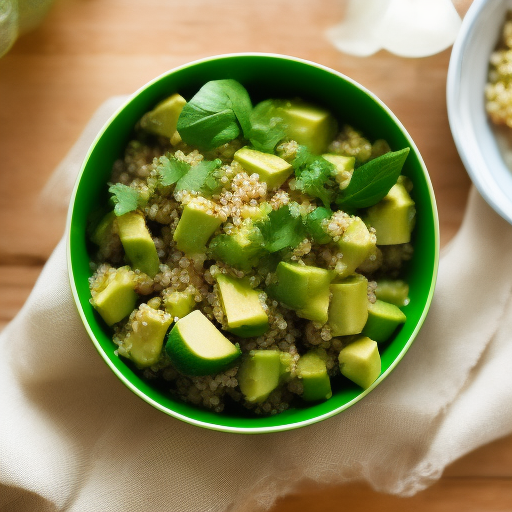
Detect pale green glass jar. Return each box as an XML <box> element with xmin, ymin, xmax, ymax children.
<box><xmin>0</xmin><ymin>0</ymin><xmax>55</xmax><ymax>57</ymax></box>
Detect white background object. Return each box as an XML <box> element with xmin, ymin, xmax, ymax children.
<box><xmin>327</xmin><ymin>0</ymin><xmax>462</xmax><ymax>57</ymax></box>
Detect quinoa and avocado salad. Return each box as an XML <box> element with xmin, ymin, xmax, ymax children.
<box><xmin>486</xmin><ymin>11</ymin><xmax>512</xmax><ymax>127</ymax></box>
<box><xmin>87</xmin><ymin>79</ymin><xmax>415</xmax><ymax>415</ymax></box>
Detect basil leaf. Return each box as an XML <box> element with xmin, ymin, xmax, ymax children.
<box><xmin>177</xmin><ymin>105</ymin><xmax>240</xmax><ymax>150</ymax></box>
<box><xmin>248</xmin><ymin>99</ymin><xmax>286</xmax><ymax>153</ymax></box>
<box><xmin>177</xmin><ymin>80</ymin><xmax>252</xmax><ymax>150</ymax></box>
<box><xmin>222</xmin><ymin>80</ymin><xmax>252</xmax><ymax>137</ymax></box>
<box><xmin>336</xmin><ymin>148</ymin><xmax>410</xmax><ymax>209</ymax></box>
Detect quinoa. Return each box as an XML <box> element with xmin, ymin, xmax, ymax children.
<box><xmin>88</xmin><ymin>86</ymin><xmax>415</xmax><ymax>416</ymax></box>
<box><xmin>486</xmin><ymin>12</ymin><xmax>512</xmax><ymax>127</ymax></box>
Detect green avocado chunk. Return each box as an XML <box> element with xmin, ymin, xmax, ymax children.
<box><xmin>118</xmin><ymin>304</ymin><xmax>173</xmax><ymax>369</ymax></box>
<box><xmin>164</xmin><ymin>290</ymin><xmax>195</xmax><ymax>319</ymax></box>
<box><xmin>165</xmin><ymin>310</ymin><xmax>241</xmax><ymax>376</ymax></box>
<box><xmin>90</xmin><ymin>211</ymin><xmax>116</xmax><ymax>248</ymax></box>
<box><xmin>328</xmin><ymin>274</ymin><xmax>369</xmax><ymax>336</ymax></box>
<box><xmin>365</xmin><ymin>180</ymin><xmax>416</xmax><ymax>245</ymax></box>
<box><xmin>322</xmin><ymin>154</ymin><xmax>355</xmax><ymax>189</ymax></box>
<box><xmin>139</xmin><ymin>93</ymin><xmax>187</xmax><ymax>139</ymax></box>
<box><xmin>375</xmin><ymin>279</ymin><xmax>410</xmax><ymax>307</ymax></box>
<box><xmin>215</xmin><ymin>274</ymin><xmax>269</xmax><ymax>338</ymax></box>
<box><xmin>91</xmin><ymin>266</ymin><xmax>137</xmax><ymax>326</ymax></box>
<box><xmin>268</xmin><ymin>262</ymin><xmax>334</xmax><ymax>324</ymax></box>
<box><xmin>335</xmin><ymin>216</ymin><xmax>376</xmax><ymax>278</ymax></box>
<box><xmin>238</xmin><ymin>350</ymin><xmax>281</xmax><ymax>403</ymax></box>
<box><xmin>173</xmin><ymin>197</ymin><xmax>223</xmax><ymax>255</ymax></box>
<box><xmin>240</xmin><ymin>201</ymin><xmax>272</xmax><ymax>222</ymax></box>
<box><xmin>362</xmin><ymin>299</ymin><xmax>406</xmax><ymax>343</ymax></box>
<box><xmin>234</xmin><ymin>147</ymin><xmax>293</xmax><ymax>190</ymax></box>
<box><xmin>116</xmin><ymin>211</ymin><xmax>160</xmax><ymax>278</ymax></box>
<box><xmin>338</xmin><ymin>336</ymin><xmax>381</xmax><ymax>389</ymax></box>
<box><xmin>209</xmin><ymin>220</ymin><xmax>266</xmax><ymax>271</ymax></box>
<box><xmin>297</xmin><ymin>350</ymin><xmax>332</xmax><ymax>402</ymax></box>
<box><xmin>276</xmin><ymin>99</ymin><xmax>338</xmax><ymax>155</ymax></box>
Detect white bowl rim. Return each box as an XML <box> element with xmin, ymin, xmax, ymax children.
<box><xmin>447</xmin><ymin>0</ymin><xmax>512</xmax><ymax>225</ymax></box>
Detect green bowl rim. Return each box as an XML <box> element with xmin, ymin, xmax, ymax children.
<box><xmin>66</xmin><ymin>52</ymin><xmax>440</xmax><ymax>434</ymax></box>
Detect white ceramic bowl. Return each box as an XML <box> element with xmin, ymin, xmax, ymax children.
<box><xmin>447</xmin><ymin>0</ymin><xmax>512</xmax><ymax>224</ymax></box>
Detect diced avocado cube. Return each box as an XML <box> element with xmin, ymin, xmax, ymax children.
<box><xmin>209</xmin><ymin>220</ymin><xmax>266</xmax><ymax>271</ymax></box>
<box><xmin>335</xmin><ymin>216</ymin><xmax>376</xmax><ymax>278</ymax></box>
<box><xmin>298</xmin><ymin>290</ymin><xmax>331</xmax><ymax>325</ymax></box>
<box><xmin>116</xmin><ymin>211</ymin><xmax>160</xmax><ymax>278</ymax></box>
<box><xmin>140</xmin><ymin>93</ymin><xmax>187</xmax><ymax>139</ymax></box>
<box><xmin>362</xmin><ymin>300</ymin><xmax>406</xmax><ymax>343</ymax></box>
<box><xmin>119</xmin><ymin>304</ymin><xmax>173</xmax><ymax>368</ymax></box>
<box><xmin>297</xmin><ymin>350</ymin><xmax>332</xmax><ymax>402</ymax></box>
<box><xmin>215</xmin><ymin>274</ymin><xmax>269</xmax><ymax>338</ymax></box>
<box><xmin>91</xmin><ymin>266</ymin><xmax>137</xmax><ymax>326</ymax></box>
<box><xmin>322</xmin><ymin>154</ymin><xmax>355</xmax><ymax>189</ymax></box>
<box><xmin>328</xmin><ymin>274</ymin><xmax>369</xmax><ymax>336</ymax></box>
<box><xmin>240</xmin><ymin>201</ymin><xmax>272</xmax><ymax>221</ymax></box>
<box><xmin>375</xmin><ymin>279</ymin><xmax>410</xmax><ymax>307</ymax></box>
<box><xmin>173</xmin><ymin>198</ymin><xmax>223</xmax><ymax>255</ymax></box>
<box><xmin>338</xmin><ymin>336</ymin><xmax>381</xmax><ymax>389</ymax></box>
<box><xmin>268</xmin><ymin>262</ymin><xmax>334</xmax><ymax>324</ymax></box>
<box><xmin>238</xmin><ymin>350</ymin><xmax>281</xmax><ymax>403</ymax></box>
<box><xmin>279</xmin><ymin>352</ymin><xmax>295</xmax><ymax>384</ymax></box>
<box><xmin>305</xmin><ymin>207</ymin><xmax>332</xmax><ymax>245</ymax></box>
<box><xmin>234</xmin><ymin>147</ymin><xmax>293</xmax><ymax>190</ymax></box>
<box><xmin>165</xmin><ymin>310</ymin><xmax>241</xmax><ymax>376</ymax></box>
<box><xmin>276</xmin><ymin>99</ymin><xmax>338</xmax><ymax>155</ymax></box>
<box><xmin>270</xmin><ymin>262</ymin><xmax>331</xmax><ymax>309</ymax></box>
<box><xmin>164</xmin><ymin>290</ymin><xmax>195</xmax><ymax>319</ymax></box>
<box><xmin>90</xmin><ymin>211</ymin><xmax>116</xmax><ymax>247</ymax></box>
<box><xmin>365</xmin><ymin>180</ymin><xmax>416</xmax><ymax>245</ymax></box>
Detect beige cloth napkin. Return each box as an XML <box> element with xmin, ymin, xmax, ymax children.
<box><xmin>1</xmin><ymin>99</ymin><xmax>512</xmax><ymax>512</ymax></box>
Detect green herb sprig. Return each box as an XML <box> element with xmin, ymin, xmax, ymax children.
<box><xmin>255</xmin><ymin>203</ymin><xmax>306</xmax><ymax>253</ymax></box>
<box><xmin>177</xmin><ymin>80</ymin><xmax>252</xmax><ymax>150</ymax></box>
<box><xmin>156</xmin><ymin>154</ymin><xmax>190</xmax><ymax>187</ymax></box>
<box><xmin>335</xmin><ymin>148</ymin><xmax>410</xmax><ymax>209</ymax></box>
<box><xmin>292</xmin><ymin>146</ymin><xmax>336</xmax><ymax>208</ymax></box>
<box><xmin>156</xmin><ymin>154</ymin><xmax>223</xmax><ymax>197</ymax></box>
<box><xmin>108</xmin><ymin>183</ymin><xmax>142</xmax><ymax>216</ymax></box>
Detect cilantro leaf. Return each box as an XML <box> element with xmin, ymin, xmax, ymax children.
<box><xmin>108</xmin><ymin>183</ymin><xmax>141</xmax><ymax>216</ymax></box>
<box><xmin>256</xmin><ymin>203</ymin><xmax>306</xmax><ymax>253</ymax></box>
<box><xmin>177</xmin><ymin>80</ymin><xmax>252</xmax><ymax>150</ymax></box>
<box><xmin>156</xmin><ymin>154</ymin><xmax>191</xmax><ymax>186</ymax></box>
<box><xmin>292</xmin><ymin>146</ymin><xmax>336</xmax><ymax>208</ymax></box>
<box><xmin>247</xmin><ymin>100</ymin><xmax>286</xmax><ymax>153</ymax></box>
<box><xmin>305</xmin><ymin>207</ymin><xmax>332</xmax><ymax>244</ymax></box>
<box><xmin>175</xmin><ymin>158</ymin><xmax>223</xmax><ymax>196</ymax></box>
<box><xmin>292</xmin><ymin>144</ymin><xmax>311</xmax><ymax>170</ymax></box>
<box><xmin>336</xmin><ymin>148</ymin><xmax>410</xmax><ymax>209</ymax></box>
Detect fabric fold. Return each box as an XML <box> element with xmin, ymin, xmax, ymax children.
<box><xmin>1</xmin><ymin>99</ymin><xmax>512</xmax><ymax>512</ymax></box>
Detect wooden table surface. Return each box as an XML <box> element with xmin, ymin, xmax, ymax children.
<box><xmin>0</xmin><ymin>0</ymin><xmax>511</xmax><ymax>510</ymax></box>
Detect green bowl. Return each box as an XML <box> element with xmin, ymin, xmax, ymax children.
<box><xmin>67</xmin><ymin>53</ymin><xmax>439</xmax><ymax>433</ymax></box>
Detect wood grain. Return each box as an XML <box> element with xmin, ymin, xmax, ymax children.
<box><xmin>0</xmin><ymin>0</ymin><xmax>510</xmax><ymax>510</ymax></box>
